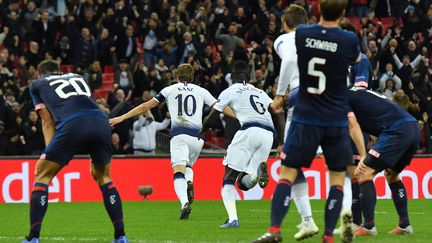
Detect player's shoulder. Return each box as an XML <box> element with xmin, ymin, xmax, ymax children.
<box><xmin>275</xmin><ymin>32</ymin><xmax>295</xmax><ymax>53</ymax></box>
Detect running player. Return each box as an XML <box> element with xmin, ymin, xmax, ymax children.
<box><xmin>253</xmin><ymin>1</ymin><xmax>362</xmax><ymax>242</ymax></box>
<box><xmin>23</xmin><ymin>60</ymin><xmax>128</xmax><ymax>243</ymax></box>
<box><xmin>110</xmin><ymin>64</ymin><xmax>233</xmax><ymax>220</ymax></box>
<box><xmin>348</xmin><ymin>86</ymin><xmax>418</xmax><ymax>236</ymax></box>
<box><xmin>272</xmin><ymin>5</ymin><xmax>319</xmax><ymax>240</ymax></box>
<box><xmin>199</xmin><ymin>60</ymin><xmax>284</xmax><ymax>228</ymax></box>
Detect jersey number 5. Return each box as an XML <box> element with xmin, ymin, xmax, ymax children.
<box><xmin>175</xmin><ymin>94</ymin><xmax>197</xmax><ymax>116</ymax></box>
<box><xmin>307</xmin><ymin>57</ymin><xmax>326</xmax><ymax>94</ymax></box>
<box><xmin>49</xmin><ymin>78</ymin><xmax>91</xmax><ymax>98</ymax></box>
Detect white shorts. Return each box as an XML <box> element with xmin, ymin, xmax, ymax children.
<box><xmin>170</xmin><ymin>134</ymin><xmax>204</xmax><ymax>167</ymax></box>
<box><xmin>223</xmin><ymin>127</ymin><xmax>273</xmax><ymax>174</ymax></box>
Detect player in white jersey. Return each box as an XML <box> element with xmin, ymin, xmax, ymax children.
<box><xmin>271</xmin><ymin>5</ymin><xmax>318</xmax><ymax>240</ymax></box>
<box><xmin>110</xmin><ymin>64</ymin><xmax>234</xmax><ymax>219</ymax></box>
<box><xmin>200</xmin><ymin>60</ymin><xmax>285</xmax><ymax>228</ymax></box>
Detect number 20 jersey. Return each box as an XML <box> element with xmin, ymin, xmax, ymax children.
<box><xmin>154</xmin><ymin>82</ymin><xmax>217</xmax><ymax>138</ymax></box>
<box><xmin>30</xmin><ymin>73</ymin><xmax>104</xmax><ymax>129</ymax></box>
<box><xmin>294</xmin><ymin>24</ymin><xmax>360</xmax><ymax>127</ymax></box>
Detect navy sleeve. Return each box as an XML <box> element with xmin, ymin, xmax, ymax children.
<box><xmin>154</xmin><ymin>92</ymin><xmax>166</xmax><ymax>103</ymax></box>
<box><xmin>353</xmin><ymin>56</ymin><xmax>370</xmax><ymax>83</ymax></box>
<box><xmin>29</xmin><ymin>81</ymin><xmax>45</xmax><ymax>110</ymax></box>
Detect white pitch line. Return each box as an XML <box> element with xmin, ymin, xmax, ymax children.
<box><xmin>249</xmin><ymin>209</ymin><xmax>426</xmax><ymax>215</ymax></box>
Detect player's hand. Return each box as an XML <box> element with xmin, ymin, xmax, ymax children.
<box><xmin>271</xmin><ymin>96</ymin><xmax>284</xmax><ymax>113</ymax></box>
<box><xmin>109</xmin><ymin>116</ymin><xmax>125</xmax><ymax>127</ymax></box>
<box><xmin>355</xmin><ymin>158</ymin><xmax>367</xmax><ymax>176</ymax></box>
<box><xmin>275</xmin><ymin>144</ymin><xmax>283</xmax><ymax>158</ymax></box>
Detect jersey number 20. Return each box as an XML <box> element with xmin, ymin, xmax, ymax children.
<box><xmin>49</xmin><ymin>78</ymin><xmax>91</xmax><ymax>98</ymax></box>
<box><xmin>175</xmin><ymin>94</ymin><xmax>197</xmax><ymax>116</ymax></box>
<box><xmin>307</xmin><ymin>57</ymin><xmax>326</xmax><ymax>94</ymax></box>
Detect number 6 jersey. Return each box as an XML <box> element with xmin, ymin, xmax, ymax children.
<box><xmin>213</xmin><ymin>82</ymin><xmax>274</xmax><ymax>131</ymax></box>
<box><xmin>30</xmin><ymin>73</ymin><xmax>105</xmax><ymax>129</ymax></box>
<box><xmin>154</xmin><ymin>82</ymin><xmax>217</xmax><ymax>138</ymax></box>
<box><xmin>294</xmin><ymin>24</ymin><xmax>361</xmax><ymax>127</ymax></box>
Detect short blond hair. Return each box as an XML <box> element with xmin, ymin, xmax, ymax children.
<box><xmin>176</xmin><ymin>64</ymin><xmax>194</xmax><ymax>82</ymax></box>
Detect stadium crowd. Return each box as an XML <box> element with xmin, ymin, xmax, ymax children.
<box><xmin>1</xmin><ymin>0</ymin><xmax>432</xmax><ymax>155</ymax></box>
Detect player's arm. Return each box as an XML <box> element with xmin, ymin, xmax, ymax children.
<box><xmin>109</xmin><ymin>99</ymin><xmax>159</xmax><ymax>126</ymax></box>
<box><xmin>199</xmin><ymin>92</ymin><xmax>231</xmax><ymax>139</ymax></box>
<box><xmin>269</xmin><ymin>104</ymin><xmax>286</xmax><ymax>147</ymax></box>
<box><xmin>38</xmin><ymin>108</ymin><xmax>56</xmax><ymax>146</ymax></box>
<box><xmin>348</xmin><ymin>112</ymin><xmax>367</xmax><ymax>159</ymax></box>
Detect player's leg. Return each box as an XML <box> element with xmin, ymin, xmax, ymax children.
<box><xmin>254</xmin><ymin>122</ymin><xmax>319</xmax><ymax>242</ymax></box>
<box><xmin>24</xmin><ymin>159</ymin><xmax>63</xmax><ymax>242</ymax></box>
<box><xmin>220</xmin><ymin>167</ymin><xmax>241</xmax><ymax>228</ymax></box>
<box><xmin>321</xmin><ymin>126</ymin><xmax>354</xmax><ymax>243</ymax></box>
<box><xmin>170</xmin><ymin>135</ymin><xmax>192</xmax><ymax>219</ymax></box>
<box><xmin>292</xmin><ymin>169</ymin><xmax>319</xmax><ymax>240</ymax></box>
<box><xmin>348</xmin><ymin>164</ymin><xmax>362</xmax><ymax>227</ymax></box>
<box><xmin>91</xmin><ymin>163</ymin><xmax>127</xmax><ymax>241</ymax></box>
<box><xmin>185</xmin><ymin>137</ymin><xmax>205</xmax><ymax>205</ymax></box>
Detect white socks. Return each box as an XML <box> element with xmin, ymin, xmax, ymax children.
<box><xmin>222</xmin><ymin>184</ymin><xmax>238</xmax><ymax>222</ymax></box>
<box><xmin>240</xmin><ymin>173</ymin><xmax>258</xmax><ymax>189</ymax></box>
<box><xmin>292</xmin><ymin>182</ymin><xmax>313</xmax><ymax>223</ymax></box>
<box><xmin>185</xmin><ymin>167</ymin><xmax>194</xmax><ymax>182</ymax></box>
<box><xmin>174</xmin><ymin>177</ymin><xmax>188</xmax><ymax>207</ymax></box>
<box><xmin>342</xmin><ymin>176</ymin><xmax>352</xmax><ymax>210</ymax></box>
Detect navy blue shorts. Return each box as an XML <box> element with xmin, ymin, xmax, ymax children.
<box><xmin>282</xmin><ymin>122</ymin><xmax>352</xmax><ymax>171</ymax></box>
<box><xmin>364</xmin><ymin>122</ymin><xmax>420</xmax><ymax>173</ymax></box>
<box><xmin>42</xmin><ymin>115</ymin><xmax>113</xmax><ymax>166</ymax></box>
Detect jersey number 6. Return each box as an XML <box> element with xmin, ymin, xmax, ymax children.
<box><xmin>249</xmin><ymin>95</ymin><xmax>266</xmax><ymax>115</ymax></box>
<box><xmin>307</xmin><ymin>57</ymin><xmax>326</xmax><ymax>95</ymax></box>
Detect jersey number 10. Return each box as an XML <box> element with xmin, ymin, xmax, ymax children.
<box><xmin>307</xmin><ymin>57</ymin><xmax>326</xmax><ymax>94</ymax></box>
<box><xmin>175</xmin><ymin>94</ymin><xmax>197</xmax><ymax>116</ymax></box>
<box><xmin>49</xmin><ymin>78</ymin><xmax>91</xmax><ymax>98</ymax></box>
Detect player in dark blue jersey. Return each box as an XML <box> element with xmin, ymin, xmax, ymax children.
<box><xmin>254</xmin><ymin>1</ymin><xmax>363</xmax><ymax>243</ymax></box>
<box><xmin>23</xmin><ymin>60</ymin><xmax>128</xmax><ymax>243</ymax></box>
<box><xmin>348</xmin><ymin>87</ymin><xmax>418</xmax><ymax>236</ymax></box>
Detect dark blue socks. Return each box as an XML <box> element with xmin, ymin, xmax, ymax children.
<box><xmin>324</xmin><ymin>185</ymin><xmax>343</xmax><ymax>236</ymax></box>
<box><xmin>351</xmin><ymin>179</ymin><xmax>362</xmax><ymax>226</ymax></box>
<box><xmin>360</xmin><ymin>180</ymin><xmax>376</xmax><ymax>229</ymax></box>
<box><xmin>389</xmin><ymin>180</ymin><xmax>410</xmax><ymax>228</ymax></box>
<box><xmin>28</xmin><ymin>183</ymin><xmax>49</xmax><ymax>239</ymax></box>
<box><xmin>269</xmin><ymin>179</ymin><xmax>292</xmax><ymax>232</ymax></box>
<box><xmin>100</xmin><ymin>182</ymin><xmax>125</xmax><ymax>239</ymax></box>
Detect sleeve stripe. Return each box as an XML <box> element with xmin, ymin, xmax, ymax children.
<box><xmin>35</xmin><ymin>103</ymin><xmax>46</xmax><ymax>110</ymax></box>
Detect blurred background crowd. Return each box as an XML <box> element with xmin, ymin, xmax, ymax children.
<box><xmin>1</xmin><ymin>0</ymin><xmax>432</xmax><ymax>155</ymax></box>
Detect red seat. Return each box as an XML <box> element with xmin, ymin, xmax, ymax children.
<box><xmin>60</xmin><ymin>65</ymin><xmax>73</xmax><ymax>73</ymax></box>
<box><xmin>381</xmin><ymin>17</ymin><xmax>396</xmax><ymax>26</ymax></box>
<box><xmin>102</xmin><ymin>81</ymin><xmax>114</xmax><ymax>89</ymax></box>
<box><xmin>102</xmin><ymin>73</ymin><xmax>114</xmax><ymax>82</ymax></box>
<box><xmin>93</xmin><ymin>88</ymin><xmax>111</xmax><ymax>100</ymax></box>
<box><xmin>104</xmin><ymin>65</ymin><xmax>113</xmax><ymax>73</ymax></box>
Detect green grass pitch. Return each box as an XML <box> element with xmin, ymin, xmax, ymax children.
<box><xmin>0</xmin><ymin>200</ymin><xmax>430</xmax><ymax>242</ymax></box>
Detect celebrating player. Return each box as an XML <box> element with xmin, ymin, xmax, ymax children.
<box><xmin>348</xmin><ymin>86</ymin><xmax>418</xmax><ymax>236</ymax></box>
<box><xmin>23</xmin><ymin>60</ymin><xmax>128</xmax><ymax>243</ymax></box>
<box><xmin>199</xmin><ymin>60</ymin><xmax>285</xmax><ymax>228</ymax></box>
<box><xmin>110</xmin><ymin>63</ymin><xmax>233</xmax><ymax>220</ymax></box>
<box><xmin>272</xmin><ymin>4</ymin><xmax>319</xmax><ymax>240</ymax></box>
<box><xmin>253</xmin><ymin>0</ymin><xmax>363</xmax><ymax>242</ymax></box>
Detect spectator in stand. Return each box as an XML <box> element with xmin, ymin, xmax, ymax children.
<box><xmin>141</xmin><ymin>18</ymin><xmax>162</xmax><ymax>67</ymax></box>
<box><xmin>391</xmin><ymin>45</ymin><xmax>423</xmax><ymax>92</ymax></box>
<box><xmin>25</xmin><ymin>41</ymin><xmax>42</xmax><ymax>69</ymax></box>
<box><xmin>0</xmin><ymin>120</ymin><xmax>7</xmax><ymax>155</ymax></box>
<box><xmin>132</xmin><ymin>111</ymin><xmax>170</xmax><ymax>155</ymax></box>
<box><xmin>177</xmin><ymin>31</ymin><xmax>196</xmax><ymax>64</ymax></box>
<box><xmin>215</xmin><ymin>22</ymin><xmax>242</xmax><ymax>56</ymax></box>
<box><xmin>379</xmin><ymin>63</ymin><xmax>402</xmax><ymax>93</ymax></box>
<box><xmin>23</xmin><ymin>110</ymin><xmax>44</xmax><ymax>155</ymax></box>
<box><xmin>21</xmin><ymin>1</ymin><xmax>39</xmax><ymax>39</ymax></box>
<box><xmin>31</xmin><ymin>9</ymin><xmax>55</xmax><ymax>55</ymax></box>
<box><xmin>6</xmin><ymin>115</ymin><xmax>28</xmax><ymax>155</ymax></box>
<box><xmin>112</xmin><ymin>132</ymin><xmax>126</xmax><ymax>154</ymax></box>
<box><xmin>111</xmin><ymin>49</ymin><xmax>137</xmax><ymax>100</ymax></box>
<box><xmin>156</xmin><ymin>42</ymin><xmax>177</xmax><ymax>69</ymax></box>
<box><xmin>82</xmin><ymin>60</ymin><xmax>103</xmax><ymax>93</ymax></box>
<box><xmin>74</xmin><ymin>27</ymin><xmax>96</xmax><ymax>72</ymax></box>
<box><xmin>394</xmin><ymin>88</ymin><xmax>421</xmax><ymax>117</ymax></box>
<box><xmin>353</xmin><ymin>0</ymin><xmax>369</xmax><ymax>17</ymax></box>
<box><xmin>109</xmin><ymin>88</ymin><xmax>133</xmax><ymax>148</ymax></box>
<box><xmin>96</xmin><ymin>28</ymin><xmax>113</xmax><ymax>68</ymax></box>
<box><xmin>53</xmin><ymin>36</ymin><xmax>73</xmax><ymax>65</ymax></box>
<box><xmin>115</xmin><ymin>25</ymin><xmax>137</xmax><ymax>62</ymax></box>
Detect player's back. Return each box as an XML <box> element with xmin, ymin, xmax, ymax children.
<box><xmin>295</xmin><ymin>24</ymin><xmax>360</xmax><ymax>127</ymax></box>
<box><xmin>348</xmin><ymin>87</ymin><xmax>416</xmax><ymax>136</ymax></box>
<box><xmin>274</xmin><ymin>31</ymin><xmax>299</xmax><ymax>90</ymax></box>
<box><xmin>160</xmin><ymin>82</ymin><xmax>216</xmax><ymax>137</ymax></box>
<box><xmin>220</xmin><ymin>83</ymin><xmax>274</xmax><ymax>130</ymax></box>
<box><xmin>30</xmin><ymin>73</ymin><xmax>104</xmax><ymax>128</ymax></box>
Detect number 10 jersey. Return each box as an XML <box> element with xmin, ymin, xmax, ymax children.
<box><xmin>294</xmin><ymin>24</ymin><xmax>360</xmax><ymax>127</ymax></box>
<box><xmin>30</xmin><ymin>73</ymin><xmax>105</xmax><ymax>129</ymax></box>
<box><xmin>154</xmin><ymin>82</ymin><xmax>217</xmax><ymax>138</ymax></box>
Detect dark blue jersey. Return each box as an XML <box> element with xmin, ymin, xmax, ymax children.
<box><xmin>351</xmin><ymin>53</ymin><xmax>371</xmax><ymax>87</ymax></box>
<box><xmin>30</xmin><ymin>73</ymin><xmax>104</xmax><ymax>129</ymax></box>
<box><xmin>294</xmin><ymin>24</ymin><xmax>360</xmax><ymax>127</ymax></box>
<box><xmin>348</xmin><ymin>87</ymin><xmax>416</xmax><ymax>136</ymax></box>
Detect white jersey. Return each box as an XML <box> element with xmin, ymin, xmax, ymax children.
<box><xmin>274</xmin><ymin>31</ymin><xmax>299</xmax><ymax>95</ymax></box>
<box><xmin>214</xmin><ymin>82</ymin><xmax>274</xmax><ymax>130</ymax></box>
<box><xmin>154</xmin><ymin>82</ymin><xmax>216</xmax><ymax>138</ymax></box>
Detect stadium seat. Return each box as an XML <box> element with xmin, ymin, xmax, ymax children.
<box><xmin>104</xmin><ymin>65</ymin><xmax>114</xmax><ymax>73</ymax></box>
<box><xmin>60</xmin><ymin>65</ymin><xmax>73</xmax><ymax>73</ymax></box>
<box><xmin>102</xmin><ymin>73</ymin><xmax>115</xmax><ymax>82</ymax></box>
<box><xmin>102</xmin><ymin>80</ymin><xmax>114</xmax><ymax>89</ymax></box>
<box><xmin>347</xmin><ymin>17</ymin><xmax>361</xmax><ymax>32</ymax></box>
<box><xmin>93</xmin><ymin>88</ymin><xmax>111</xmax><ymax>100</ymax></box>
<box><xmin>381</xmin><ymin>17</ymin><xmax>396</xmax><ymax>26</ymax></box>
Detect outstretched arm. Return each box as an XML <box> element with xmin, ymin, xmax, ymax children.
<box><xmin>109</xmin><ymin>99</ymin><xmax>159</xmax><ymax>126</ymax></box>
<box><xmin>198</xmin><ymin>108</ymin><xmax>221</xmax><ymax>140</ymax></box>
